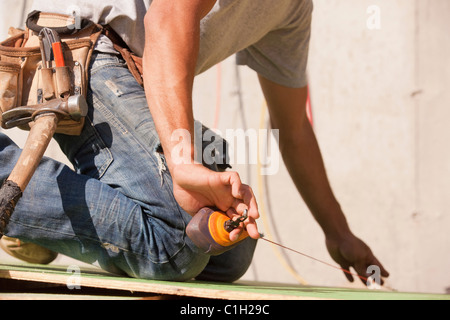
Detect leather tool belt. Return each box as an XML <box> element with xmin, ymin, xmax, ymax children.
<box><xmin>0</xmin><ymin>11</ymin><xmax>103</xmax><ymax>135</ymax></box>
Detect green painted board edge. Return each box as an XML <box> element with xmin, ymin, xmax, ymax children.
<box><xmin>0</xmin><ymin>263</ymin><xmax>449</xmax><ymax>300</ymax></box>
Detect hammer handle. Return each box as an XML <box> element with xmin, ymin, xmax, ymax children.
<box><xmin>0</xmin><ymin>114</ymin><xmax>59</xmax><ymax>236</ymax></box>
<box><xmin>8</xmin><ymin>114</ymin><xmax>59</xmax><ymax>189</ymax></box>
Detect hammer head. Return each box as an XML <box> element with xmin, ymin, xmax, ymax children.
<box><xmin>66</xmin><ymin>95</ymin><xmax>88</xmax><ymax>121</ymax></box>
<box><xmin>1</xmin><ymin>95</ymin><xmax>88</xmax><ymax>129</ymax></box>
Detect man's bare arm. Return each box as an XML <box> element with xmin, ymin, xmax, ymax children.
<box><xmin>142</xmin><ymin>0</ymin><xmax>260</xmax><ymax>239</ymax></box>
<box><xmin>143</xmin><ymin>0</ymin><xmax>216</xmax><ymax>168</ymax></box>
<box><xmin>258</xmin><ymin>75</ymin><xmax>389</xmax><ymax>282</ymax></box>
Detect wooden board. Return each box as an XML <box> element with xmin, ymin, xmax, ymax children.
<box><xmin>0</xmin><ymin>263</ymin><xmax>449</xmax><ymax>300</ymax></box>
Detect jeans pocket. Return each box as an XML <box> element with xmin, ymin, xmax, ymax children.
<box><xmin>71</xmin><ymin>119</ymin><xmax>114</xmax><ymax>180</ymax></box>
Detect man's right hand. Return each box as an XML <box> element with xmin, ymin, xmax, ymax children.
<box><xmin>171</xmin><ymin>163</ymin><xmax>261</xmax><ymax>241</ymax></box>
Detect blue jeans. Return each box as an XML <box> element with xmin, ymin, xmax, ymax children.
<box><xmin>0</xmin><ymin>52</ymin><xmax>256</xmax><ymax>282</ymax></box>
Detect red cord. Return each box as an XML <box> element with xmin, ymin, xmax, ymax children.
<box><xmin>260</xmin><ymin>237</ymin><xmax>370</xmax><ymax>283</ymax></box>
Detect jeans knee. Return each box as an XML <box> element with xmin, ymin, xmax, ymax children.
<box><xmin>129</xmin><ymin>241</ymin><xmax>210</xmax><ymax>282</ymax></box>
<box><xmin>195</xmin><ymin>238</ymin><xmax>257</xmax><ymax>282</ymax></box>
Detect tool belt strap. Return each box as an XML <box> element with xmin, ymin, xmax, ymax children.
<box><xmin>102</xmin><ymin>25</ymin><xmax>144</xmax><ymax>87</ymax></box>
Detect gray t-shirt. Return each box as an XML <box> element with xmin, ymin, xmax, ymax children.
<box><xmin>31</xmin><ymin>0</ymin><xmax>312</xmax><ymax>87</ymax></box>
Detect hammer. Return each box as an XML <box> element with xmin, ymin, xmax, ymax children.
<box><xmin>0</xmin><ymin>95</ymin><xmax>88</xmax><ymax>237</ymax></box>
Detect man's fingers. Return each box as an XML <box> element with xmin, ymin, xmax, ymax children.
<box><xmin>379</xmin><ymin>261</ymin><xmax>390</xmax><ymax>278</ymax></box>
<box><xmin>229</xmin><ymin>228</ymin><xmax>243</xmax><ymax>242</ymax></box>
<box><xmin>241</xmin><ymin>187</ymin><xmax>259</xmax><ymax>220</ymax></box>
<box><xmin>224</xmin><ymin>171</ymin><xmax>243</xmax><ymax>199</ymax></box>
<box><xmin>352</xmin><ymin>257</ymin><xmax>389</xmax><ymax>286</ymax></box>
<box><xmin>340</xmin><ymin>263</ymin><xmax>354</xmax><ymax>283</ymax></box>
<box><xmin>229</xmin><ymin>200</ymin><xmax>246</xmax><ymax>217</ymax></box>
<box><xmin>219</xmin><ymin>171</ymin><xmax>261</xmax><ymax>239</ymax></box>
<box><xmin>227</xmin><ymin>219</ymin><xmax>260</xmax><ymax>241</ymax></box>
<box><xmin>244</xmin><ymin>216</ymin><xmax>261</xmax><ymax>239</ymax></box>
<box><xmin>368</xmin><ymin>257</ymin><xmax>389</xmax><ymax>279</ymax></box>
<box><xmin>225</xmin><ymin>199</ymin><xmax>260</xmax><ymax>240</ymax></box>
<box><xmin>230</xmin><ymin>179</ymin><xmax>259</xmax><ymax>219</ymax></box>
<box><xmin>232</xmin><ymin>189</ymin><xmax>260</xmax><ymax>240</ymax></box>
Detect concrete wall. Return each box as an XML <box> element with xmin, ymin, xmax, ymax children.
<box><xmin>1</xmin><ymin>0</ymin><xmax>449</xmax><ymax>294</ymax></box>
<box><xmin>305</xmin><ymin>0</ymin><xmax>450</xmax><ymax>294</ymax></box>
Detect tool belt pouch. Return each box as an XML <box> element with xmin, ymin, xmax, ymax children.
<box><xmin>0</xmin><ymin>11</ymin><xmax>103</xmax><ymax>135</ymax></box>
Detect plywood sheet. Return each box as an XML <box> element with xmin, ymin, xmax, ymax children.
<box><xmin>0</xmin><ymin>263</ymin><xmax>448</xmax><ymax>300</ymax></box>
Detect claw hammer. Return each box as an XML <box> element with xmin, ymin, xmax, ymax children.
<box><xmin>0</xmin><ymin>95</ymin><xmax>88</xmax><ymax>238</ymax></box>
